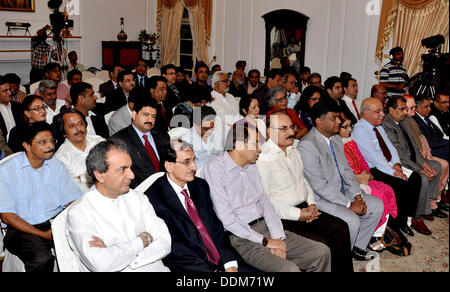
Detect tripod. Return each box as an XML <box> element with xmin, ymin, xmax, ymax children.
<box><xmin>47</xmin><ymin>33</ymin><xmax>68</xmax><ymax>81</ymax></box>
<box><xmin>407</xmin><ymin>71</ymin><xmax>437</xmax><ymax>99</ymax></box>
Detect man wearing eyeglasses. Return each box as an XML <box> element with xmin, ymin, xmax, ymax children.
<box><xmin>0</xmin><ymin>122</ymin><xmax>83</xmax><ymax>272</ymax></box>
<box><xmin>145</xmin><ymin>139</ymin><xmax>257</xmax><ymax>272</ymax></box>
<box><xmin>256</xmin><ymin>112</ymin><xmax>353</xmax><ymax>271</ymax></box>
<box><xmin>0</xmin><ymin>76</ymin><xmax>24</xmax><ymax>139</ymax></box>
<box><xmin>37</xmin><ymin>80</ymin><xmax>66</xmax><ymax>125</ymax></box>
<box><xmin>430</xmin><ymin>92</ymin><xmax>449</xmax><ymax>137</ymax></box>
<box><xmin>112</xmin><ymin>97</ymin><xmax>169</xmax><ymax>189</ymax></box>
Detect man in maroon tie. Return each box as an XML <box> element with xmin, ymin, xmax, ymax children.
<box><xmin>112</xmin><ymin>97</ymin><xmax>169</xmax><ymax>189</ymax></box>
<box><xmin>145</xmin><ymin>139</ymin><xmax>259</xmax><ymax>272</ymax></box>
<box><xmin>149</xmin><ymin>75</ymin><xmax>172</xmax><ymax>133</ymax></box>
<box><xmin>342</xmin><ymin>78</ymin><xmax>361</xmax><ymax>120</ymax></box>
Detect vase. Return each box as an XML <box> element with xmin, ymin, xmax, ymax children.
<box><xmin>117</xmin><ymin>17</ymin><xmax>128</xmax><ymax>42</ymax></box>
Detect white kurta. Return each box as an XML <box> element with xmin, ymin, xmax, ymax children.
<box><xmin>66</xmin><ymin>188</ymin><xmax>171</xmax><ymax>272</ymax></box>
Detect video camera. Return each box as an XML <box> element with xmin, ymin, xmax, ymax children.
<box><xmin>421</xmin><ymin>34</ymin><xmax>445</xmax><ymax>74</ymax></box>
<box><xmin>48</xmin><ymin>0</ymin><xmax>73</xmax><ymax>41</ymax></box>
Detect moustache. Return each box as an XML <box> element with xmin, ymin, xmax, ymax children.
<box><xmin>45</xmin><ymin>149</ymin><xmax>55</xmax><ymax>154</ymax></box>
<box><xmin>74</xmin><ymin>131</ymin><xmax>85</xmax><ymax>136</ymax></box>
<box><xmin>145</xmin><ymin>122</ymin><xmax>154</xmax><ymax>126</ymax></box>
<box><xmin>287</xmin><ymin>135</ymin><xmax>295</xmax><ymax>140</ymax></box>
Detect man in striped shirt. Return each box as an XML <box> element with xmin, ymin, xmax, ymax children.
<box><xmin>379</xmin><ymin>46</ymin><xmax>409</xmax><ymax>97</ymax></box>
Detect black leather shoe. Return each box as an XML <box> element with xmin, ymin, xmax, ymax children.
<box><xmin>399</xmin><ymin>225</ymin><xmax>414</xmax><ymax>237</ymax></box>
<box><xmin>432</xmin><ymin>208</ymin><xmax>448</xmax><ymax>218</ymax></box>
<box><xmin>352</xmin><ymin>247</ymin><xmax>377</xmax><ymax>261</ymax></box>
<box><xmin>437</xmin><ymin>201</ymin><xmax>449</xmax><ymax>212</ymax></box>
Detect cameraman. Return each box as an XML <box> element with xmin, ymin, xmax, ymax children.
<box><xmin>30</xmin><ymin>25</ymin><xmax>52</xmax><ymax>84</ymax></box>
<box><xmin>379</xmin><ymin>46</ymin><xmax>409</xmax><ymax>97</ymax></box>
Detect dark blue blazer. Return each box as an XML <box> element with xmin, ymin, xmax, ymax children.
<box><xmin>413</xmin><ymin>114</ymin><xmax>449</xmax><ymax>161</ymax></box>
<box><xmin>145</xmin><ymin>175</ymin><xmax>238</xmax><ymax>272</ymax></box>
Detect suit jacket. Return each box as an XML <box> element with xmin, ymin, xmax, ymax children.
<box><xmin>112</xmin><ymin>125</ymin><xmax>169</xmax><ymax>189</ymax></box>
<box><xmin>413</xmin><ymin>114</ymin><xmax>449</xmax><ymax>160</ymax></box>
<box><xmin>145</xmin><ymin>175</ymin><xmax>238</xmax><ymax>272</ymax></box>
<box><xmin>0</xmin><ymin>128</ymin><xmax>12</xmax><ymax>157</ymax></box>
<box><xmin>228</xmin><ymin>82</ymin><xmax>248</xmax><ymax>100</ymax></box>
<box><xmin>0</xmin><ymin>101</ymin><xmax>24</xmax><ymax>138</ymax></box>
<box><xmin>99</xmin><ymin>80</ymin><xmax>116</xmax><ymax>98</ymax></box>
<box><xmin>430</xmin><ymin>104</ymin><xmax>449</xmax><ymax>136</ymax></box>
<box><xmin>297</xmin><ymin>127</ymin><xmax>362</xmax><ymax>208</ymax></box>
<box><xmin>90</xmin><ymin>113</ymin><xmax>110</xmax><ymax>139</ymax></box>
<box><xmin>108</xmin><ymin>104</ymin><xmax>132</xmax><ymax>136</ymax></box>
<box><xmin>153</xmin><ymin>101</ymin><xmax>173</xmax><ymax>134</ymax></box>
<box><xmin>134</xmin><ymin>73</ymin><xmax>150</xmax><ymax>91</ymax></box>
<box><xmin>104</xmin><ymin>87</ymin><xmax>128</xmax><ymax>114</ymax></box>
<box><xmin>382</xmin><ymin>114</ymin><xmax>425</xmax><ymax>172</ymax></box>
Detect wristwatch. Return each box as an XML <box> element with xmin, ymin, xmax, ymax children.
<box><xmin>262</xmin><ymin>237</ymin><xmax>268</xmax><ymax>247</ymax></box>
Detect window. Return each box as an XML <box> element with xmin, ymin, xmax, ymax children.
<box><xmin>177</xmin><ymin>8</ymin><xmax>195</xmax><ymax>76</ymax></box>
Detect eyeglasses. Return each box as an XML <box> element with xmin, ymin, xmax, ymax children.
<box><xmin>340</xmin><ymin>124</ymin><xmax>353</xmax><ymax>129</ymax></box>
<box><xmin>27</xmin><ymin>105</ymin><xmax>48</xmax><ymax>112</ymax></box>
<box><xmin>1</xmin><ymin>88</ymin><xmax>12</xmax><ymax>94</ymax></box>
<box><xmin>270</xmin><ymin>125</ymin><xmax>297</xmax><ymax>132</ymax></box>
<box><xmin>397</xmin><ymin>107</ymin><xmax>408</xmax><ymax>112</ymax></box>
<box><xmin>376</xmin><ymin>91</ymin><xmax>388</xmax><ymax>95</ymax></box>
<box><xmin>35</xmin><ymin>138</ymin><xmax>56</xmax><ymax>145</ymax></box>
<box><xmin>217</xmin><ymin>80</ymin><xmax>230</xmax><ymax>84</ymax></box>
<box><xmin>175</xmin><ymin>158</ymin><xmax>196</xmax><ymax>167</ymax></box>
<box><xmin>274</xmin><ymin>96</ymin><xmax>288</xmax><ymax>103</ymax></box>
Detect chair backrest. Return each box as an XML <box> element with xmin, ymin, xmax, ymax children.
<box><xmin>51</xmin><ymin>207</ymin><xmax>81</xmax><ymax>272</ymax></box>
<box><xmin>104</xmin><ymin>110</ymin><xmax>116</xmax><ymax>125</ymax></box>
<box><xmin>95</xmin><ymin>70</ymin><xmax>110</xmax><ymax>82</ymax></box>
<box><xmin>29</xmin><ymin>81</ymin><xmax>41</xmax><ymax>95</ymax></box>
<box><xmin>147</xmin><ymin>67</ymin><xmax>161</xmax><ymax>78</ymax></box>
<box><xmin>0</xmin><ymin>152</ymin><xmax>22</xmax><ymax>166</ymax></box>
<box><xmin>135</xmin><ymin>172</ymin><xmax>165</xmax><ymax>194</ymax></box>
<box><xmin>85</xmin><ymin>78</ymin><xmax>103</xmax><ymax>93</ymax></box>
<box><xmin>83</xmin><ymin>71</ymin><xmax>95</xmax><ymax>80</ymax></box>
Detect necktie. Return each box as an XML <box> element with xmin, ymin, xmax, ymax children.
<box><xmin>181</xmin><ymin>189</ymin><xmax>221</xmax><ymax>265</ymax></box>
<box><xmin>142</xmin><ymin>135</ymin><xmax>160</xmax><ymax>172</ymax></box>
<box><xmin>352</xmin><ymin>100</ymin><xmax>361</xmax><ymax>120</ymax></box>
<box><xmin>330</xmin><ymin>141</ymin><xmax>345</xmax><ymax>195</ymax></box>
<box><xmin>400</xmin><ymin>126</ymin><xmax>416</xmax><ymax>162</ymax></box>
<box><xmin>373</xmin><ymin>127</ymin><xmax>392</xmax><ymax>163</ymax></box>
<box><xmin>159</xmin><ymin>104</ymin><xmax>169</xmax><ymax>127</ymax></box>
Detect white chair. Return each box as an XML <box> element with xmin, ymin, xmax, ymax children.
<box><xmin>85</xmin><ymin>78</ymin><xmax>103</xmax><ymax>93</ymax></box>
<box><xmin>51</xmin><ymin>207</ymin><xmax>81</xmax><ymax>272</ymax></box>
<box><xmin>135</xmin><ymin>172</ymin><xmax>165</xmax><ymax>194</ymax></box>
<box><xmin>95</xmin><ymin>70</ymin><xmax>110</xmax><ymax>82</ymax></box>
<box><xmin>29</xmin><ymin>81</ymin><xmax>41</xmax><ymax>95</ymax></box>
<box><xmin>168</xmin><ymin>127</ymin><xmax>189</xmax><ymax>141</ymax></box>
<box><xmin>104</xmin><ymin>110</ymin><xmax>116</xmax><ymax>125</ymax></box>
<box><xmin>147</xmin><ymin>68</ymin><xmax>161</xmax><ymax>78</ymax></box>
<box><xmin>82</xmin><ymin>71</ymin><xmax>95</xmax><ymax>80</ymax></box>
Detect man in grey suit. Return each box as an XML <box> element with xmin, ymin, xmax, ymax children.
<box><xmin>383</xmin><ymin>96</ymin><xmax>446</xmax><ymax>224</ymax></box>
<box><xmin>108</xmin><ymin>95</ymin><xmax>135</xmax><ymax>136</ymax></box>
<box><xmin>298</xmin><ymin>99</ymin><xmax>384</xmax><ymax>261</ymax></box>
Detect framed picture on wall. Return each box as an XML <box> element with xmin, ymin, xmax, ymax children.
<box><xmin>0</xmin><ymin>0</ymin><xmax>35</xmax><ymax>12</ymax></box>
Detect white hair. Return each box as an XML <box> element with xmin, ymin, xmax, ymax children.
<box><xmin>211</xmin><ymin>71</ymin><xmax>228</xmax><ymax>89</ymax></box>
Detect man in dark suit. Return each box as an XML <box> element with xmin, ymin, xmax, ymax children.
<box><xmin>112</xmin><ymin>97</ymin><xmax>169</xmax><ymax>189</ymax></box>
<box><xmin>105</xmin><ymin>70</ymin><xmax>136</xmax><ymax>114</ymax></box>
<box><xmin>0</xmin><ymin>76</ymin><xmax>23</xmax><ymax>138</ymax></box>
<box><xmin>145</xmin><ymin>139</ymin><xmax>257</xmax><ymax>272</ymax></box>
<box><xmin>161</xmin><ymin>64</ymin><xmax>184</xmax><ymax>112</ymax></box>
<box><xmin>324</xmin><ymin>76</ymin><xmax>357</xmax><ymax>125</ymax></box>
<box><xmin>413</xmin><ymin>95</ymin><xmax>449</xmax><ymax>162</ymax></box>
<box><xmin>430</xmin><ymin>92</ymin><xmax>449</xmax><ymax>137</ymax></box>
<box><xmin>134</xmin><ymin>59</ymin><xmax>150</xmax><ymax>91</ymax></box>
<box><xmin>149</xmin><ymin>75</ymin><xmax>172</xmax><ymax>133</ymax></box>
<box><xmin>99</xmin><ymin>65</ymin><xmax>122</xmax><ymax>98</ymax></box>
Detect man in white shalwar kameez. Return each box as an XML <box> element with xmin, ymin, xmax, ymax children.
<box><xmin>66</xmin><ymin>139</ymin><xmax>171</xmax><ymax>272</ymax></box>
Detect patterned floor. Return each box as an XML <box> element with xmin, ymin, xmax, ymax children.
<box><xmin>353</xmin><ymin>215</ymin><xmax>449</xmax><ymax>272</ymax></box>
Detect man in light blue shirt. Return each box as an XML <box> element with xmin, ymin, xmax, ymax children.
<box><xmin>0</xmin><ymin>122</ymin><xmax>83</xmax><ymax>272</ymax></box>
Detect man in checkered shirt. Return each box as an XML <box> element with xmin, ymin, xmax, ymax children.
<box><xmin>379</xmin><ymin>46</ymin><xmax>409</xmax><ymax>97</ymax></box>
<box><xmin>30</xmin><ymin>26</ymin><xmax>51</xmax><ymax>84</ymax></box>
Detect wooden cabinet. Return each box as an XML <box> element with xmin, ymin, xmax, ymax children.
<box><xmin>101</xmin><ymin>41</ymin><xmax>142</xmax><ymax>70</ymax></box>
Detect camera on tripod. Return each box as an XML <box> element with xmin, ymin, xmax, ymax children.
<box><xmin>48</xmin><ymin>0</ymin><xmax>73</xmax><ymax>40</ymax></box>
<box><xmin>421</xmin><ymin>34</ymin><xmax>445</xmax><ymax>74</ymax></box>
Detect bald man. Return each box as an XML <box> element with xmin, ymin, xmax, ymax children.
<box><xmin>352</xmin><ymin>98</ymin><xmax>423</xmax><ymax>237</ymax></box>
<box><xmin>371</xmin><ymin>85</ymin><xmax>388</xmax><ymax>109</ymax></box>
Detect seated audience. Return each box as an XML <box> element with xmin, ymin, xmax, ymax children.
<box><xmin>404</xmin><ymin>96</ymin><xmax>450</xmax><ymax>214</ymax></box>
<box><xmin>298</xmin><ymin>99</ymin><xmax>384</xmax><ymax>261</ymax></box>
<box><xmin>257</xmin><ymin>112</ymin><xmax>353</xmax><ymax>271</ymax></box>
<box><xmin>181</xmin><ymin>105</ymin><xmax>223</xmax><ymax>171</ymax></box>
<box><xmin>324</xmin><ymin>76</ymin><xmax>357</xmax><ymax>124</ymax></box>
<box><xmin>243</xmin><ymin>69</ymin><xmax>264</xmax><ymax>96</ymax></box>
<box><xmin>307</xmin><ymin>73</ymin><xmax>323</xmax><ymax>88</ymax></box>
<box><xmin>252</xmin><ymin>69</ymin><xmax>282</xmax><ymax>115</ymax></box>
<box><xmin>202</xmin><ymin>123</ymin><xmax>331</xmax><ymax>272</ymax></box>
<box><xmin>173</xmin><ymin>86</ymin><xmax>211</xmax><ymax>128</ymax></box>
<box><xmin>352</xmin><ymin>98</ymin><xmax>423</xmax><ymax>237</ymax></box>
<box><xmin>3</xmin><ymin>73</ymin><xmax>26</xmax><ymax>103</ymax></box>
<box><xmin>162</xmin><ymin>64</ymin><xmax>184</xmax><ymax>111</ymax></box>
<box><xmin>146</xmin><ymin>139</ymin><xmax>256</xmax><ymax>272</ymax></box>
<box><xmin>8</xmin><ymin>95</ymin><xmax>48</xmax><ymax>153</ymax></box>
<box><xmin>228</xmin><ymin>70</ymin><xmax>248</xmax><ymax>99</ymax></box>
<box><xmin>413</xmin><ymin>95</ymin><xmax>449</xmax><ymax>162</ymax></box>
<box><xmin>67</xmin><ymin>69</ymin><xmax>83</xmax><ymax>87</ymax></box>
<box><xmin>67</xmin><ymin>139</ymin><xmax>171</xmax><ymax>272</ymax></box>
<box><xmin>54</xmin><ymin>108</ymin><xmax>105</xmax><ymax>193</ymax></box>
<box><xmin>266</xmin><ymin>86</ymin><xmax>308</xmax><ymax>140</ymax></box>
<box><xmin>338</xmin><ymin>111</ymin><xmax>398</xmax><ymax>251</ymax></box>
<box><xmin>99</xmin><ymin>65</ymin><xmax>123</xmax><ymax>98</ymax></box>
<box><xmin>112</xmin><ymin>97</ymin><xmax>169</xmax><ymax>189</ymax></box>
<box><xmin>282</xmin><ymin>74</ymin><xmax>300</xmax><ymax>109</ymax></box>
<box><xmin>105</xmin><ymin>70</ymin><xmax>136</xmax><ymax>114</ymax></box>
<box><xmin>37</xmin><ymin>80</ymin><xmax>66</xmax><ymax>124</ymax></box>
<box><xmin>0</xmin><ymin>122</ymin><xmax>83</xmax><ymax>272</ymax></box>
<box><xmin>0</xmin><ymin>76</ymin><xmax>24</xmax><ymax>139</ymax></box>
<box><xmin>189</xmin><ymin>62</ymin><xmax>213</xmax><ymax>94</ymax></box>
<box><xmin>67</xmin><ymin>51</ymin><xmax>86</xmax><ymax>72</ymax></box>
<box><xmin>149</xmin><ymin>75</ymin><xmax>172</xmax><ymax>133</ymax></box>
<box><xmin>293</xmin><ymin>85</ymin><xmax>327</xmax><ymax>131</ymax></box>
<box><xmin>383</xmin><ymin>96</ymin><xmax>445</xmax><ymax>220</ymax></box>
<box><xmin>34</xmin><ymin>63</ymin><xmax>70</xmax><ymax>102</ymax></box>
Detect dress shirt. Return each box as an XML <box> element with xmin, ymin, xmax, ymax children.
<box><xmin>342</xmin><ymin>95</ymin><xmax>360</xmax><ymax>120</ymax></box>
<box><xmin>287</xmin><ymin>92</ymin><xmax>300</xmax><ymax>109</ymax></box>
<box><xmin>68</xmin><ymin>63</ymin><xmax>86</xmax><ymax>72</ymax></box>
<box><xmin>54</xmin><ymin>135</ymin><xmax>105</xmax><ymax>193</ymax></box>
<box><xmin>181</xmin><ymin>127</ymin><xmax>224</xmax><ymax>170</ymax></box>
<box><xmin>201</xmin><ymin>152</ymin><xmax>286</xmax><ymax>244</ymax></box>
<box><xmin>0</xmin><ymin>153</ymin><xmax>83</xmax><ymax>226</ymax></box>
<box><xmin>166</xmin><ymin>175</ymin><xmax>238</xmax><ymax>270</ymax></box>
<box><xmin>256</xmin><ymin>139</ymin><xmax>316</xmax><ymax>221</ymax></box>
<box><xmin>85</xmin><ymin>111</ymin><xmax>98</xmax><ymax>136</ymax></box>
<box><xmin>0</xmin><ymin>103</ymin><xmax>16</xmax><ymax>136</ymax></box>
<box><xmin>34</xmin><ymin>82</ymin><xmax>69</xmax><ymax>101</ymax></box>
<box><xmin>352</xmin><ymin>118</ymin><xmax>401</xmax><ymax>176</ymax></box>
<box><xmin>132</xmin><ymin>125</ymin><xmax>160</xmax><ymax>161</ymax></box>
<box><xmin>210</xmin><ymin>90</ymin><xmax>242</xmax><ymax>128</ymax></box>
<box><xmin>66</xmin><ymin>187</ymin><xmax>171</xmax><ymax>272</ymax></box>
<box><xmin>46</xmin><ymin>99</ymin><xmax>66</xmax><ymax>124</ymax></box>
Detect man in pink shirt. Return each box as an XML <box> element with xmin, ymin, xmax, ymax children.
<box><xmin>34</xmin><ymin>63</ymin><xmax>70</xmax><ymax>103</ymax></box>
